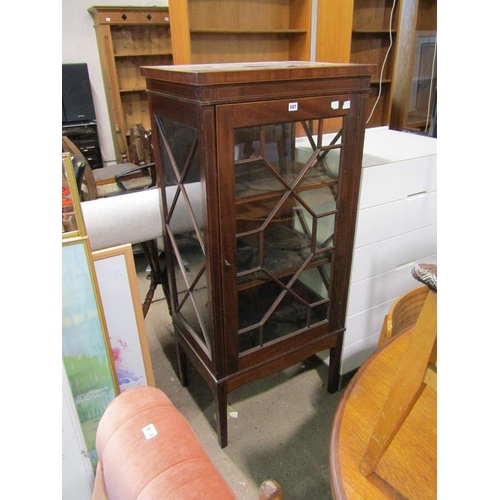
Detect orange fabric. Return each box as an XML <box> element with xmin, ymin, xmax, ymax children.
<box><xmin>94</xmin><ymin>386</ymin><xmax>236</xmax><ymax>500</ymax></box>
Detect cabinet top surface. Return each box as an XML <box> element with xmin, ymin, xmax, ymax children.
<box><xmin>141</xmin><ymin>61</ymin><xmax>376</xmax><ymax>86</ymax></box>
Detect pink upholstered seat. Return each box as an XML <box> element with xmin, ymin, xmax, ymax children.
<box><xmin>92</xmin><ymin>386</ymin><xmax>236</xmax><ymax>500</ymax></box>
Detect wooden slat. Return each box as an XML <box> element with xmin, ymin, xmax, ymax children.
<box><xmin>169</xmin><ymin>0</ymin><xmax>192</xmax><ymax>64</ymax></box>
<box><xmin>316</xmin><ymin>0</ymin><xmax>354</xmax><ymax>63</ymax></box>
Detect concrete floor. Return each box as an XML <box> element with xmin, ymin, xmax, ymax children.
<box><xmin>134</xmin><ymin>252</ymin><xmax>344</xmax><ymax>500</ymax></box>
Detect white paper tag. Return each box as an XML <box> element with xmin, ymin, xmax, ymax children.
<box><xmin>142</xmin><ymin>423</ymin><xmax>158</xmax><ymax>440</ymax></box>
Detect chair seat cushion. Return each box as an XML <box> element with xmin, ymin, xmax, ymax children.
<box><xmin>92</xmin><ymin>163</ymin><xmax>141</xmax><ymax>184</ymax></box>
<box><xmin>95</xmin><ymin>177</ymin><xmax>152</xmax><ymax>197</ymax></box>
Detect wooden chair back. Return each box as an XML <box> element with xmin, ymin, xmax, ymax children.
<box><xmin>359</xmin><ymin>264</ymin><xmax>437</xmax><ymax>477</ymax></box>
<box><xmin>62</xmin><ymin>135</ymin><xmax>98</xmax><ymax>200</ymax></box>
<box><xmin>377</xmin><ymin>285</ymin><xmax>429</xmax><ymax>348</ymax></box>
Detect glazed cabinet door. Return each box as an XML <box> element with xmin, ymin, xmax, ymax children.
<box><xmin>150</xmin><ymin>96</ymin><xmax>225</xmax><ymax>372</ymax></box>
<box><xmin>216</xmin><ymin>93</ymin><xmax>364</xmax><ymax>374</ymax></box>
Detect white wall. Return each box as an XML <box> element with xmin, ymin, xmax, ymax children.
<box><xmin>62</xmin><ymin>0</ymin><xmax>168</xmax><ymax>165</ymax></box>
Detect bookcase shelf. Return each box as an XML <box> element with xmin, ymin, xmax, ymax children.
<box><xmin>169</xmin><ymin>0</ymin><xmax>311</xmax><ymax>64</ymax></box>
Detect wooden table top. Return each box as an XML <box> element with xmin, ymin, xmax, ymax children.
<box><xmin>329</xmin><ymin>328</ymin><xmax>437</xmax><ymax>499</ymax></box>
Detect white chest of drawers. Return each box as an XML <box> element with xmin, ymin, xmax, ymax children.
<box><xmin>340</xmin><ymin>126</ymin><xmax>437</xmax><ymax>376</ymax></box>
<box><xmin>296</xmin><ymin>126</ymin><xmax>437</xmax><ymax>383</ymax></box>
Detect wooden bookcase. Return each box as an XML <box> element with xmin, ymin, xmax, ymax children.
<box><xmin>349</xmin><ymin>0</ymin><xmax>437</xmax><ymax>130</ymax></box>
<box><xmin>88</xmin><ymin>6</ymin><xmax>175</xmax><ymax>160</ymax></box>
<box><xmin>168</xmin><ymin>0</ymin><xmax>312</xmax><ymax>64</ymax></box>
<box><xmin>350</xmin><ymin>0</ymin><xmax>401</xmax><ymax>128</ymax></box>
<box><xmin>389</xmin><ymin>0</ymin><xmax>437</xmax><ymax>132</ymax></box>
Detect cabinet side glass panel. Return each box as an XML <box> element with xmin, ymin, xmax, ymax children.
<box><xmin>235</xmin><ymin>118</ymin><xmax>343</xmax><ymax>353</ymax></box>
<box><xmin>155</xmin><ymin>115</ymin><xmax>211</xmax><ymax>352</ymax></box>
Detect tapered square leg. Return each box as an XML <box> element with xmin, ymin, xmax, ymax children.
<box><xmin>176</xmin><ymin>341</ymin><xmax>188</xmax><ymax>387</ymax></box>
<box><xmin>214</xmin><ymin>383</ymin><xmax>228</xmax><ymax>448</ymax></box>
<box><xmin>327</xmin><ymin>345</ymin><xmax>342</xmax><ymax>393</ymax></box>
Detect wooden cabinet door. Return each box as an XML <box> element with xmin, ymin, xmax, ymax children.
<box><xmin>215</xmin><ymin>93</ymin><xmax>364</xmax><ymax>374</ymax></box>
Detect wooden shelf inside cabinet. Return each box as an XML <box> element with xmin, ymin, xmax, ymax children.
<box><xmin>89</xmin><ymin>5</ymin><xmax>174</xmax><ymax>161</ymax></box>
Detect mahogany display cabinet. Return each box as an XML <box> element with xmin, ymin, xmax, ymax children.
<box><xmin>141</xmin><ymin>61</ymin><xmax>375</xmax><ymax>447</ymax></box>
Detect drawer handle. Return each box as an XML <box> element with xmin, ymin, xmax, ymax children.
<box><xmin>395</xmin><ymin>260</ymin><xmax>416</xmax><ymax>271</ymax></box>
<box><xmin>407</xmin><ymin>191</ymin><xmax>427</xmax><ymax>200</ymax></box>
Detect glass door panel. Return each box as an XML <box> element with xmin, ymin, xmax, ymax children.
<box><xmin>235</xmin><ymin>117</ymin><xmax>344</xmax><ymax>354</ymax></box>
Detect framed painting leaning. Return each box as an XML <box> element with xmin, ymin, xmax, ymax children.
<box><xmin>62</xmin><ymin>236</ymin><xmax>118</xmax><ymax>470</ymax></box>
<box><xmin>92</xmin><ymin>243</ymin><xmax>155</xmax><ymax>392</ymax></box>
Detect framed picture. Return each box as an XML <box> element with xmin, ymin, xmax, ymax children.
<box><xmin>62</xmin><ymin>236</ymin><xmax>118</xmax><ymax>470</ymax></box>
<box><xmin>92</xmin><ymin>244</ymin><xmax>155</xmax><ymax>392</ymax></box>
<box><xmin>62</xmin><ymin>152</ymin><xmax>86</xmax><ymax>239</ymax></box>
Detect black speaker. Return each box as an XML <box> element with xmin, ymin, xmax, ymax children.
<box><xmin>62</xmin><ymin>63</ymin><xmax>96</xmax><ymax>124</ymax></box>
